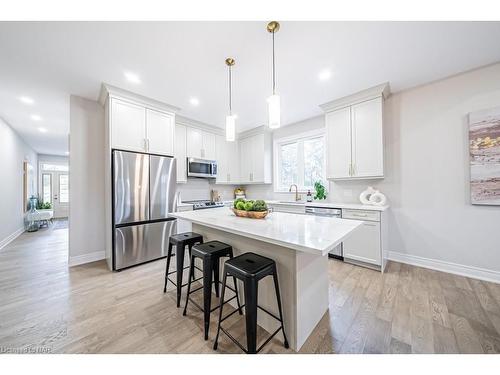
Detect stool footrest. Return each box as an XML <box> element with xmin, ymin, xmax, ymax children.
<box><xmin>166</xmin><ymin>275</ymin><xmax>203</xmax><ymax>288</ymax></box>
<box><xmin>220</xmin><ymin>327</ymin><xmax>248</xmax><ymax>353</ymax></box>
<box><xmin>219</xmin><ymin>324</ymin><xmax>282</xmax><ymax>354</ymax></box>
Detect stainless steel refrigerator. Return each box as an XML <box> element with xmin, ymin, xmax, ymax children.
<box><xmin>112</xmin><ymin>150</ymin><xmax>177</xmax><ymax>270</ymax></box>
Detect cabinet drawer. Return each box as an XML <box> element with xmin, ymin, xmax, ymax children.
<box><xmin>342</xmin><ymin>209</ymin><xmax>380</xmax><ymax>222</ymax></box>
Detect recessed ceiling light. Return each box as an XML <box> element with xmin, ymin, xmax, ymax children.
<box><xmin>124</xmin><ymin>71</ymin><xmax>141</xmax><ymax>84</ymax></box>
<box><xmin>189</xmin><ymin>97</ymin><xmax>200</xmax><ymax>106</ymax></box>
<box><xmin>19</xmin><ymin>96</ymin><xmax>34</xmax><ymax>105</ymax></box>
<box><xmin>31</xmin><ymin>114</ymin><xmax>42</xmax><ymax>121</ymax></box>
<box><xmin>38</xmin><ymin>127</ymin><xmax>47</xmax><ymax>133</ymax></box>
<box><xmin>318</xmin><ymin>69</ymin><xmax>332</xmax><ymax>81</ymax></box>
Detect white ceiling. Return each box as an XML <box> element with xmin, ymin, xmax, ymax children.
<box><xmin>1</xmin><ymin>21</ymin><xmax>500</xmax><ymax>155</ymax></box>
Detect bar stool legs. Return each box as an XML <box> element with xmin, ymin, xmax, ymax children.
<box><xmin>271</xmin><ymin>264</ymin><xmax>289</xmax><ymax>349</ymax></box>
<box><xmin>213</xmin><ymin>253</ymin><xmax>289</xmax><ymax>354</ymax></box>
<box><xmin>244</xmin><ymin>278</ymin><xmax>258</xmax><ymax>354</ymax></box>
<box><xmin>183</xmin><ymin>243</ymin><xmax>243</xmax><ymax>341</ymax></box>
<box><xmin>163</xmin><ymin>242</ymin><xmax>174</xmax><ymax>293</ymax></box>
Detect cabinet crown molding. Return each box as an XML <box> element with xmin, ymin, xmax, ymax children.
<box><xmin>176</xmin><ymin>115</ymin><xmax>225</xmax><ymax>136</ymax></box>
<box><xmin>99</xmin><ymin>83</ymin><xmax>181</xmax><ymax>113</ymax></box>
<box><xmin>319</xmin><ymin>82</ymin><xmax>390</xmax><ymax>113</ymax></box>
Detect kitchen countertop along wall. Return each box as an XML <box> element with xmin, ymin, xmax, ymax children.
<box><xmin>246</xmin><ymin>62</ymin><xmax>500</xmax><ymax>283</ymax></box>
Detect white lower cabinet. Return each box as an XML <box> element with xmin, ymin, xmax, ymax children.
<box><xmin>341</xmin><ymin>208</ymin><xmax>386</xmax><ymax>270</ymax></box>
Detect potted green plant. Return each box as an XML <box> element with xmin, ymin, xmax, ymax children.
<box><xmin>313</xmin><ymin>181</ymin><xmax>327</xmax><ymax>200</ymax></box>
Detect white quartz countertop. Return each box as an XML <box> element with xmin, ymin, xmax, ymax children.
<box><xmin>266</xmin><ymin>200</ymin><xmax>389</xmax><ymax>211</ymax></box>
<box><xmin>170</xmin><ymin>207</ymin><xmax>363</xmax><ymax>256</ymax></box>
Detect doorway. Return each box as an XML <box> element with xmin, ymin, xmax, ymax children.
<box><xmin>39</xmin><ymin>161</ymin><xmax>69</xmax><ymax>219</ymax></box>
<box><xmin>41</xmin><ymin>170</ymin><xmax>69</xmax><ymax>218</ymax></box>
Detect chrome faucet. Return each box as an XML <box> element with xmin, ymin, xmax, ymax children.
<box><xmin>289</xmin><ymin>184</ymin><xmax>301</xmax><ymax>201</ymax></box>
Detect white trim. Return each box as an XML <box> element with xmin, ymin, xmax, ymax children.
<box><xmin>319</xmin><ymin>82</ymin><xmax>390</xmax><ymax>112</ymax></box>
<box><xmin>68</xmin><ymin>250</ymin><xmax>105</xmax><ymax>267</ymax></box>
<box><xmin>0</xmin><ymin>227</ymin><xmax>24</xmax><ymax>250</ymax></box>
<box><xmin>388</xmin><ymin>251</ymin><xmax>500</xmax><ymax>284</ymax></box>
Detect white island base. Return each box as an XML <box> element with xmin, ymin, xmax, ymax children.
<box><xmin>193</xmin><ymin>224</ymin><xmax>329</xmax><ymax>352</ymax></box>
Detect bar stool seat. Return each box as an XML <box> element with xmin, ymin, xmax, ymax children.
<box><xmin>213</xmin><ymin>252</ymin><xmax>289</xmax><ymax>354</ymax></box>
<box><xmin>183</xmin><ymin>241</ymin><xmax>242</xmax><ymax>340</ymax></box>
<box><xmin>163</xmin><ymin>232</ymin><xmax>204</xmax><ymax>307</ymax></box>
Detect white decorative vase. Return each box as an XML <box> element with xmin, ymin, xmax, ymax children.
<box><xmin>359</xmin><ymin>186</ymin><xmax>387</xmax><ymax>206</ymax></box>
<box><xmin>359</xmin><ymin>186</ymin><xmax>377</xmax><ymax>205</ymax></box>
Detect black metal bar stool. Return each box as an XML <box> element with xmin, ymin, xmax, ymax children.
<box><xmin>163</xmin><ymin>232</ymin><xmax>204</xmax><ymax>307</ymax></box>
<box><xmin>213</xmin><ymin>252</ymin><xmax>289</xmax><ymax>354</ymax></box>
<box><xmin>183</xmin><ymin>240</ymin><xmax>242</xmax><ymax>340</ymax></box>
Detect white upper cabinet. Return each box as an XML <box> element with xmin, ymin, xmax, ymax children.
<box><xmin>146</xmin><ymin>109</ymin><xmax>175</xmax><ymax>156</ymax></box>
<box><xmin>175</xmin><ymin>123</ymin><xmax>187</xmax><ymax>183</ymax></box>
<box><xmin>351</xmin><ymin>97</ymin><xmax>383</xmax><ymax>178</ymax></box>
<box><xmin>321</xmin><ymin>83</ymin><xmax>388</xmax><ymax>180</ymax></box>
<box><xmin>186</xmin><ymin>127</ymin><xmax>203</xmax><ymax>158</ymax></box>
<box><xmin>239</xmin><ymin>131</ymin><xmax>272</xmax><ymax>184</ymax></box>
<box><xmin>203</xmin><ymin>132</ymin><xmax>216</xmax><ymax>160</ymax></box>
<box><xmin>111</xmin><ymin>98</ymin><xmax>146</xmax><ymax>152</ymax></box>
<box><xmin>186</xmin><ymin>128</ymin><xmax>216</xmax><ymax>160</ymax></box>
<box><xmin>215</xmin><ymin>135</ymin><xmax>239</xmax><ymax>184</ymax></box>
<box><xmin>325</xmin><ymin>107</ymin><xmax>351</xmax><ymax>179</ymax></box>
<box><xmin>110</xmin><ymin>96</ymin><xmax>176</xmax><ymax>156</ymax></box>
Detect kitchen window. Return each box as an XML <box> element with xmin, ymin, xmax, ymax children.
<box><xmin>274</xmin><ymin>130</ymin><xmax>326</xmax><ymax>192</ymax></box>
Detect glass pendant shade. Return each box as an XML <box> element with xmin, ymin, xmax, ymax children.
<box><xmin>267</xmin><ymin>94</ymin><xmax>281</xmax><ymax>129</ymax></box>
<box><xmin>225</xmin><ymin>114</ymin><xmax>236</xmax><ymax>142</ymax></box>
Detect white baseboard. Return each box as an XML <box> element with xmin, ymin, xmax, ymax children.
<box><xmin>0</xmin><ymin>227</ymin><xmax>24</xmax><ymax>250</ymax></box>
<box><xmin>388</xmin><ymin>251</ymin><xmax>500</xmax><ymax>284</ymax></box>
<box><xmin>68</xmin><ymin>251</ymin><xmax>105</xmax><ymax>267</ymax></box>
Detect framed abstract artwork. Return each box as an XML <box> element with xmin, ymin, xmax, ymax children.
<box><xmin>469</xmin><ymin>107</ymin><xmax>500</xmax><ymax>205</ymax></box>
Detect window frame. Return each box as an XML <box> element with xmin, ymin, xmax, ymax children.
<box><xmin>273</xmin><ymin>128</ymin><xmax>326</xmax><ymax>193</ymax></box>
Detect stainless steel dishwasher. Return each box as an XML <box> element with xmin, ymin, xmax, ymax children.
<box><xmin>305</xmin><ymin>206</ymin><xmax>343</xmax><ymax>260</ymax></box>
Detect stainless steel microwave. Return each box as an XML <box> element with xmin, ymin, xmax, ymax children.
<box><xmin>187</xmin><ymin>157</ymin><xmax>217</xmax><ymax>178</ymax></box>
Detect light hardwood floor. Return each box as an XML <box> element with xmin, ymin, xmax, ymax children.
<box><xmin>1</xmin><ymin>226</ymin><xmax>500</xmax><ymax>354</ymax></box>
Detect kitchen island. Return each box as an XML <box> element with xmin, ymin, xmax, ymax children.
<box><xmin>170</xmin><ymin>207</ymin><xmax>362</xmax><ymax>351</ymax></box>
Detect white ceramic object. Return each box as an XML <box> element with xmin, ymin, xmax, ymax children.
<box><xmin>359</xmin><ymin>186</ymin><xmax>377</xmax><ymax>205</ymax></box>
<box><xmin>369</xmin><ymin>191</ymin><xmax>387</xmax><ymax>206</ymax></box>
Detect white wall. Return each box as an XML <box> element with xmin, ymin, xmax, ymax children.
<box><xmin>247</xmin><ymin>63</ymin><xmax>500</xmax><ymax>279</ymax></box>
<box><xmin>69</xmin><ymin>96</ymin><xmax>105</xmax><ymax>264</ymax></box>
<box><xmin>0</xmin><ymin>117</ymin><xmax>38</xmax><ymax>248</ymax></box>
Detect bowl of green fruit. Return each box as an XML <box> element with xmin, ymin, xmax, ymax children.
<box><xmin>232</xmin><ymin>199</ymin><xmax>269</xmax><ymax>219</ymax></box>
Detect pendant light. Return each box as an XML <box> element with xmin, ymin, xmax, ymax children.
<box><xmin>225</xmin><ymin>57</ymin><xmax>236</xmax><ymax>142</ymax></box>
<box><xmin>267</xmin><ymin>21</ymin><xmax>280</xmax><ymax>129</ymax></box>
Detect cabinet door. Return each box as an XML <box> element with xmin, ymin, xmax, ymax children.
<box><xmin>215</xmin><ymin>135</ymin><xmax>228</xmax><ymax>184</ymax></box>
<box><xmin>111</xmin><ymin>98</ymin><xmax>146</xmax><ymax>152</ymax></box>
<box><xmin>239</xmin><ymin>137</ymin><xmax>252</xmax><ymax>183</ymax></box>
<box><xmin>186</xmin><ymin>127</ymin><xmax>203</xmax><ymax>158</ymax></box>
<box><xmin>202</xmin><ymin>131</ymin><xmax>216</xmax><ymax>160</ymax></box>
<box><xmin>325</xmin><ymin>107</ymin><xmax>351</xmax><ymax>179</ymax></box>
<box><xmin>227</xmin><ymin>139</ymin><xmax>239</xmax><ymax>183</ymax></box>
<box><xmin>251</xmin><ymin>133</ymin><xmax>265</xmax><ymax>183</ymax></box>
<box><xmin>351</xmin><ymin>97</ymin><xmax>383</xmax><ymax>178</ymax></box>
<box><xmin>175</xmin><ymin>124</ymin><xmax>187</xmax><ymax>183</ymax></box>
<box><xmin>342</xmin><ymin>221</ymin><xmax>381</xmax><ymax>265</ymax></box>
<box><xmin>146</xmin><ymin>109</ymin><xmax>174</xmax><ymax>156</ymax></box>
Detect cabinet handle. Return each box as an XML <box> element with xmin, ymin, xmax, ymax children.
<box><xmin>352</xmin><ymin>213</ymin><xmax>368</xmax><ymax>217</ymax></box>
<box><xmin>227</xmin><ymin>173</ymin><xmax>230</xmax><ymax>182</ymax></box>
<box><xmin>353</xmin><ymin>163</ymin><xmax>356</xmax><ymax>176</ymax></box>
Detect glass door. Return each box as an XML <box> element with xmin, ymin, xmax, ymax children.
<box><xmin>41</xmin><ymin>171</ymin><xmax>69</xmax><ymax>218</ymax></box>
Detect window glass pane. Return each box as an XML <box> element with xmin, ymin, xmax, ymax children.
<box><xmin>41</xmin><ymin>163</ymin><xmax>68</xmax><ymax>172</ymax></box>
<box><xmin>59</xmin><ymin>174</ymin><xmax>69</xmax><ymax>203</ymax></box>
<box><xmin>279</xmin><ymin>142</ymin><xmax>298</xmax><ymax>188</ymax></box>
<box><xmin>42</xmin><ymin>174</ymin><xmax>51</xmax><ymax>204</ymax></box>
<box><xmin>304</xmin><ymin>136</ymin><xmax>325</xmax><ymax>188</ymax></box>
